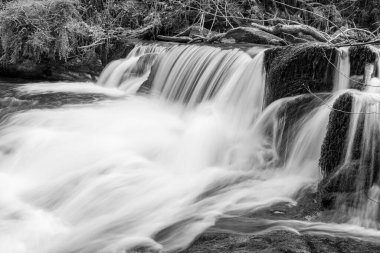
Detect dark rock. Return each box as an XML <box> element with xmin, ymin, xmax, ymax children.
<box><xmin>318</xmin><ymin>92</ymin><xmax>354</xmax><ymax>208</ymax></box>
<box><xmin>224</xmin><ymin>27</ymin><xmax>285</xmax><ymax>46</ymax></box>
<box><xmin>319</xmin><ymin>92</ymin><xmax>353</xmax><ymax>177</ymax></box>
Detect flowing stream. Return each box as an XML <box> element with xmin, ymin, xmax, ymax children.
<box><xmin>1</xmin><ymin>44</ymin><xmax>380</xmax><ymax>252</ymax></box>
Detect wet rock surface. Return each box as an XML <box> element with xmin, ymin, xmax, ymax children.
<box><xmin>183</xmin><ymin>230</ymin><xmax>380</xmax><ymax>253</ymax></box>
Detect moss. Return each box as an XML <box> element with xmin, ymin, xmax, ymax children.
<box><xmin>264</xmin><ymin>43</ymin><xmax>337</xmax><ymax>106</ymax></box>
<box><xmin>349</xmin><ymin>45</ymin><xmax>378</xmax><ymax>76</ymax></box>
<box><xmin>318</xmin><ymin>92</ymin><xmax>353</xmax><ymax>208</ymax></box>
<box><xmin>319</xmin><ymin>92</ymin><xmax>353</xmax><ymax>176</ymax></box>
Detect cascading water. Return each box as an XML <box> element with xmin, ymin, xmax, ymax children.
<box><xmin>377</xmin><ymin>50</ymin><xmax>380</xmax><ymax>79</ymax></box>
<box><xmin>148</xmin><ymin>45</ymin><xmax>252</xmax><ymax>105</ymax></box>
<box><xmin>2</xmin><ymin>44</ymin><xmax>380</xmax><ymax>253</ymax></box>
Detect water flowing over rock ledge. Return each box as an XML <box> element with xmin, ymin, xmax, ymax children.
<box><xmin>2</xmin><ymin>42</ymin><xmax>380</xmax><ymax>252</ymax></box>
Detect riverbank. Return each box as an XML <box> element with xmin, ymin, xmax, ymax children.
<box><xmin>0</xmin><ymin>0</ymin><xmax>379</xmax><ymax>81</ymax></box>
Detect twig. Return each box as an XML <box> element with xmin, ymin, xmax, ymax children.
<box><xmin>335</xmin><ymin>39</ymin><xmax>380</xmax><ymax>48</ymax></box>
<box><xmin>301</xmin><ymin>83</ymin><xmax>380</xmax><ymax>115</ymax></box>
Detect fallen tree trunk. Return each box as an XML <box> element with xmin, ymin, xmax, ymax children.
<box><xmin>223</xmin><ymin>27</ymin><xmax>285</xmax><ymax>45</ymax></box>
<box><xmin>251</xmin><ymin>23</ymin><xmax>330</xmax><ymax>43</ymax></box>
<box><xmin>207</xmin><ymin>33</ymin><xmax>226</xmax><ymax>43</ymax></box>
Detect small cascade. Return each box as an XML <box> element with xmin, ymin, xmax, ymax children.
<box><xmin>333</xmin><ymin>47</ymin><xmax>351</xmax><ymax>91</ymax></box>
<box><xmin>96</xmin><ymin>44</ymin><xmax>167</xmax><ymax>92</ymax></box>
<box><xmin>126</xmin><ymin>44</ymin><xmax>168</xmax><ymax>59</ymax></box>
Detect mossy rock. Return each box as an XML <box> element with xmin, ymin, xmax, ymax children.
<box><xmin>318</xmin><ymin>92</ymin><xmax>353</xmax><ymax>208</ymax></box>
<box><xmin>264</xmin><ymin>43</ymin><xmax>337</xmax><ymax>106</ymax></box>
<box><xmin>319</xmin><ymin>92</ymin><xmax>353</xmax><ymax>176</ymax></box>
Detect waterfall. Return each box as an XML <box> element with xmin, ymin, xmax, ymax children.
<box><xmin>2</xmin><ymin>43</ymin><xmax>380</xmax><ymax>253</ymax></box>
<box><xmin>149</xmin><ymin>45</ymin><xmax>253</xmax><ymax>105</ymax></box>
<box><xmin>333</xmin><ymin>47</ymin><xmax>351</xmax><ymax>91</ymax></box>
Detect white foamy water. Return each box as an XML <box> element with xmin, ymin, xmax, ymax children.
<box><xmin>0</xmin><ymin>93</ymin><xmax>330</xmax><ymax>253</ymax></box>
